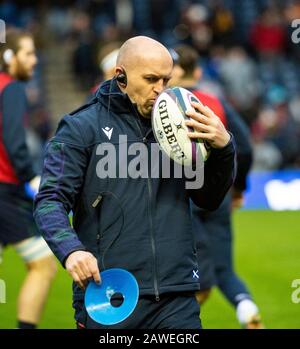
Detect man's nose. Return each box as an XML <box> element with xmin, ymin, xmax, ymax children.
<box><xmin>153</xmin><ymin>79</ymin><xmax>165</xmax><ymax>94</ymax></box>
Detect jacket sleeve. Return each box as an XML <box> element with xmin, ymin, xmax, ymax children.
<box><xmin>222</xmin><ymin>99</ymin><xmax>253</xmax><ymax>192</ymax></box>
<box><xmin>33</xmin><ymin>115</ymin><xmax>88</xmax><ymax>266</ymax></box>
<box><xmin>188</xmin><ymin>134</ymin><xmax>236</xmax><ymax>211</ymax></box>
<box><xmin>2</xmin><ymin>82</ymin><xmax>36</xmax><ymax>182</ymax></box>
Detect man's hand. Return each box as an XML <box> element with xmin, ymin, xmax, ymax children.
<box><xmin>232</xmin><ymin>189</ymin><xmax>245</xmax><ymax>209</ymax></box>
<box><xmin>185</xmin><ymin>101</ymin><xmax>230</xmax><ymax>149</ymax></box>
<box><xmin>65</xmin><ymin>251</ymin><xmax>101</xmax><ymax>289</ymax></box>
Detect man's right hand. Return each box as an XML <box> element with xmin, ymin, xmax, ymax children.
<box><xmin>65</xmin><ymin>251</ymin><xmax>101</xmax><ymax>289</ymax></box>
<box><xmin>231</xmin><ymin>189</ymin><xmax>245</xmax><ymax>209</ymax></box>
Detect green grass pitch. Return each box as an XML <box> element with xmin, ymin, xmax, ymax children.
<box><xmin>0</xmin><ymin>210</ymin><xmax>300</xmax><ymax>329</ymax></box>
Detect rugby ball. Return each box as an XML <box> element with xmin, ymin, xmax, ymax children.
<box><xmin>151</xmin><ymin>87</ymin><xmax>210</xmax><ymax>166</ymax></box>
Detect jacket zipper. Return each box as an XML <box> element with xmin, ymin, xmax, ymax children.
<box><xmin>144</xmin><ymin>137</ymin><xmax>160</xmax><ymax>302</ymax></box>
<box><xmin>92</xmin><ymin>195</ymin><xmax>103</xmax><ymax>254</ymax></box>
<box><xmin>128</xmin><ymin>101</ymin><xmax>160</xmax><ymax>301</ymax></box>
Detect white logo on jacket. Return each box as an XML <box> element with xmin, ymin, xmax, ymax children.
<box><xmin>193</xmin><ymin>270</ymin><xmax>199</xmax><ymax>279</ymax></box>
<box><xmin>102</xmin><ymin>127</ymin><xmax>113</xmax><ymax>140</ymax></box>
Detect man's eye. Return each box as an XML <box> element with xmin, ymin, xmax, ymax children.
<box><xmin>146</xmin><ymin>77</ymin><xmax>157</xmax><ymax>83</ymax></box>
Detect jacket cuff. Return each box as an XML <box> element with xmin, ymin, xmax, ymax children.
<box><xmin>61</xmin><ymin>247</ymin><xmax>87</xmax><ymax>269</ymax></box>
<box><xmin>210</xmin><ymin>132</ymin><xmax>235</xmax><ymax>157</ymax></box>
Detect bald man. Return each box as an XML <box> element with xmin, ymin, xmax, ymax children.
<box><xmin>34</xmin><ymin>36</ymin><xmax>236</xmax><ymax>329</ymax></box>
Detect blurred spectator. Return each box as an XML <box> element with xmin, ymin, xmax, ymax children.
<box><xmin>251</xmin><ymin>108</ymin><xmax>283</xmax><ymax>170</ymax></box>
<box><xmin>115</xmin><ymin>0</ymin><xmax>133</xmax><ymax>35</ymax></box>
<box><xmin>98</xmin><ymin>42</ymin><xmax>122</xmax><ymax>81</ymax></box>
<box><xmin>46</xmin><ymin>7</ymin><xmax>72</xmax><ymax>40</ymax></box>
<box><xmin>181</xmin><ymin>3</ymin><xmax>213</xmax><ymax>56</ymax></box>
<box><xmin>87</xmin><ymin>41</ymin><xmax>121</xmax><ymax>99</ymax></box>
<box><xmin>210</xmin><ymin>0</ymin><xmax>235</xmax><ymax>46</ymax></box>
<box><xmin>217</xmin><ymin>46</ymin><xmax>261</xmax><ymax>124</ymax></box>
<box><xmin>252</xmin><ymin>85</ymin><xmax>300</xmax><ymax>169</ymax></box>
<box><xmin>70</xmin><ymin>10</ymin><xmax>98</xmax><ymax>90</ymax></box>
<box><xmin>249</xmin><ymin>6</ymin><xmax>287</xmax><ymax>58</ymax></box>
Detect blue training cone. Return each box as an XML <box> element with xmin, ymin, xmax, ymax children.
<box><xmin>84</xmin><ymin>268</ymin><xmax>139</xmax><ymax>325</ymax></box>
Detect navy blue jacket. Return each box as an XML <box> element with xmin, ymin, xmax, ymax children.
<box><xmin>221</xmin><ymin>99</ymin><xmax>252</xmax><ymax>192</ymax></box>
<box><xmin>34</xmin><ymin>79</ymin><xmax>236</xmax><ymax>301</ymax></box>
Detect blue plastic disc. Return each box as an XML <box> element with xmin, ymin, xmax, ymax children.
<box><xmin>84</xmin><ymin>268</ymin><xmax>139</xmax><ymax>325</ymax></box>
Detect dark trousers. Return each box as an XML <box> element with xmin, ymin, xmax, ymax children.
<box><xmin>74</xmin><ymin>291</ymin><xmax>201</xmax><ymax>329</ymax></box>
<box><xmin>193</xmin><ymin>192</ymin><xmax>251</xmax><ymax>306</ymax></box>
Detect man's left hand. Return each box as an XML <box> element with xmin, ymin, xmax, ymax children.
<box><xmin>232</xmin><ymin>189</ymin><xmax>245</xmax><ymax>209</ymax></box>
<box><xmin>185</xmin><ymin>101</ymin><xmax>230</xmax><ymax>149</ymax></box>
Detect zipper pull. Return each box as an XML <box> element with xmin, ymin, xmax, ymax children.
<box><xmin>155</xmin><ymin>295</ymin><xmax>160</xmax><ymax>302</ymax></box>
<box><xmin>92</xmin><ymin>195</ymin><xmax>102</xmax><ymax>208</ymax></box>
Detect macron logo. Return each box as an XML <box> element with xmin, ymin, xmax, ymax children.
<box><xmin>102</xmin><ymin>127</ymin><xmax>113</xmax><ymax>140</ymax></box>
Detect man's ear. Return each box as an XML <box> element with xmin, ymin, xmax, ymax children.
<box><xmin>194</xmin><ymin>67</ymin><xmax>202</xmax><ymax>82</ymax></box>
<box><xmin>115</xmin><ymin>66</ymin><xmax>122</xmax><ymax>76</ymax></box>
<box><xmin>3</xmin><ymin>48</ymin><xmax>15</xmax><ymax>65</ymax></box>
<box><xmin>115</xmin><ymin>66</ymin><xmax>127</xmax><ymax>87</ymax></box>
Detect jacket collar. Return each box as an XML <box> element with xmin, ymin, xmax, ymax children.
<box><xmin>95</xmin><ymin>78</ymin><xmax>153</xmax><ymax>139</ymax></box>
<box><xmin>96</xmin><ymin>78</ymin><xmax>133</xmax><ymax>114</ymax></box>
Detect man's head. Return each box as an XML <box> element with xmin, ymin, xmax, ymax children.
<box><xmin>0</xmin><ymin>30</ymin><xmax>37</xmax><ymax>81</ymax></box>
<box><xmin>169</xmin><ymin>44</ymin><xmax>202</xmax><ymax>87</ymax></box>
<box><xmin>115</xmin><ymin>36</ymin><xmax>173</xmax><ymax>118</ymax></box>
